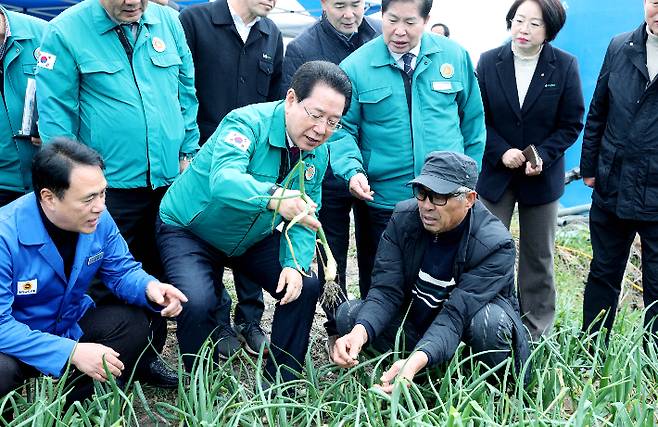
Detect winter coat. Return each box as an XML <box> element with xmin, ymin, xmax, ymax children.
<box><xmin>580</xmin><ymin>23</ymin><xmax>658</xmax><ymax>220</ymax></box>
<box><xmin>355</xmin><ymin>199</ymin><xmax>530</xmax><ymax>375</ymax></box>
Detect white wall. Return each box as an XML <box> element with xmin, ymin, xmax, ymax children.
<box><xmin>428</xmin><ymin>0</ymin><xmax>514</xmax><ymax>64</ymax></box>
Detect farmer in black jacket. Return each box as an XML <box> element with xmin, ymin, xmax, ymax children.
<box><xmin>332</xmin><ymin>152</ymin><xmax>529</xmax><ymax>390</ymax></box>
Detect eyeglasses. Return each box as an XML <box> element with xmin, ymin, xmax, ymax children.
<box><xmin>412</xmin><ymin>185</ymin><xmax>460</xmax><ymax>206</ymax></box>
<box><xmin>301</xmin><ymin>101</ymin><xmax>343</xmax><ymax>130</ymax></box>
<box><xmin>511</xmin><ymin>17</ymin><xmax>545</xmax><ymax>31</ymax></box>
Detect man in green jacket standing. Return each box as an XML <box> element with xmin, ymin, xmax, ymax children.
<box><xmin>157</xmin><ymin>61</ymin><xmax>352</xmax><ymax>382</ymax></box>
<box><xmin>329</xmin><ymin>0</ymin><xmax>485</xmax><ymax>297</ymax></box>
<box><xmin>35</xmin><ymin>0</ymin><xmax>199</xmax><ymax>387</ymax></box>
<box><xmin>0</xmin><ymin>7</ymin><xmax>46</xmax><ymax>207</ymax></box>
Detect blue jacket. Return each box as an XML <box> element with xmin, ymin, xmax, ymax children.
<box><xmin>476</xmin><ymin>42</ymin><xmax>584</xmax><ymax>205</ymax></box>
<box><xmin>0</xmin><ymin>194</ymin><xmax>156</xmax><ymax>376</ymax></box>
<box><xmin>0</xmin><ymin>8</ymin><xmax>46</xmax><ymax>193</ymax></box>
<box><xmin>329</xmin><ymin>33</ymin><xmax>486</xmax><ymax>210</ymax></box>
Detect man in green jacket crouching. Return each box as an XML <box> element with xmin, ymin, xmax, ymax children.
<box><xmin>157</xmin><ymin>61</ymin><xmax>352</xmax><ymax>382</ymax></box>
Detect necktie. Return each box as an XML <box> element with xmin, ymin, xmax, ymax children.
<box><xmin>289</xmin><ymin>146</ymin><xmax>301</xmax><ymax>167</ymax></box>
<box><xmin>402</xmin><ymin>53</ymin><xmax>414</xmax><ymax>77</ymax></box>
<box><xmin>122</xmin><ymin>23</ymin><xmax>137</xmax><ymax>44</ymax></box>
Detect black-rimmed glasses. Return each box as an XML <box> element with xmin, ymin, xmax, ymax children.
<box><xmin>412</xmin><ymin>185</ymin><xmax>459</xmax><ymax>206</ymax></box>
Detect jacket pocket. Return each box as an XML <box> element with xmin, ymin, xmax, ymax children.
<box><xmin>643</xmin><ymin>158</ymin><xmax>658</xmax><ymax>211</ymax></box>
<box><xmin>79</xmin><ymin>60</ymin><xmax>123</xmax><ymax>75</ymax></box>
<box><xmin>22</xmin><ymin>63</ymin><xmax>37</xmax><ymax>75</ymax></box>
<box><xmin>595</xmin><ymin>144</ymin><xmax>618</xmax><ymax>196</ymax></box>
<box><xmin>257</xmin><ymin>59</ymin><xmax>274</xmax><ymax>97</ymax></box>
<box><xmin>429</xmin><ymin>80</ymin><xmax>463</xmax><ymax>104</ymax></box>
<box><xmin>358</xmin><ymin>86</ymin><xmax>394</xmax><ymax>124</ymax></box>
<box><xmin>150</xmin><ymin>52</ymin><xmax>182</xmax><ymax>68</ymax></box>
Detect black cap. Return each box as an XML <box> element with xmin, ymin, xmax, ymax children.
<box><xmin>408</xmin><ymin>151</ymin><xmax>478</xmax><ymax>194</ymax></box>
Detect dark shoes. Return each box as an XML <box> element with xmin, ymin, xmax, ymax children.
<box><xmin>140</xmin><ymin>358</ymin><xmax>179</xmax><ymax>389</ymax></box>
<box><xmin>217</xmin><ymin>324</ymin><xmax>242</xmax><ymax>360</ymax></box>
<box><xmin>235</xmin><ymin>322</ymin><xmax>269</xmax><ymax>356</ymax></box>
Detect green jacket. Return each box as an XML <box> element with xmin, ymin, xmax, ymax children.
<box><xmin>160</xmin><ymin>101</ymin><xmax>327</xmax><ymax>272</ymax></box>
<box><xmin>36</xmin><ymin>0</ymin><xmax>199</xmax><ymax>189</ymax></box>
<box><xmin>330</xmin><ymin>33</ymin><xmax>485</xmax><ymax>210</ymax></box>
<box><xmin>0</xmin><ymin>9</ymin><xmax>46</xmax><ymax>193</ymax></box>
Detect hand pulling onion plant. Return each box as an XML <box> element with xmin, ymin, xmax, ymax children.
<box><xmin>262</xmin><ymin>158</ymin><xmax>343</xmax><ymax>307</ymax></box>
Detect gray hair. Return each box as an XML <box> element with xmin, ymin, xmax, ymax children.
<box><xmin>454</xmin><ymin>186</ymin><xmax>475</xmax><ymax>200</ymax></box>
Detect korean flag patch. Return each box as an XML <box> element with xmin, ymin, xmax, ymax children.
<box><xmin>17</xmin><ymin>279</ymin><xmax>37</xmax><ymax>295</ymax></box>
<box><xmin>224</xmin><ymin>131</ymin><xmax>251</xmax><ymax>151</ymax></box>
<box><xmin>37</xmin><ymin>51</ymin><xmax>57</xmax><ymax>70</ymax></box>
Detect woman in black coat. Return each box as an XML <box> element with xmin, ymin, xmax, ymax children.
<box><xmin>475</xmin><ymin>0</ymin><xmax>584</xmax><ymax>340</ymax></box>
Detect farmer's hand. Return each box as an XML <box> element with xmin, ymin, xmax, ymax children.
<box><xmin>332</xmin><ymin>324</ymin><xmax>368</xmax><ymax>368</ymax></box>
<box><xmin>268</xmin><ymin>188</ymin><xmax>320</xmax><ymax>230</ymax></box>
<box><xmin>349</xmin><ymin>173</ymin><xmax>374</xmax><ymax>201</ymax></box>
<box><xmin>501</xmin><ymin>149</ymin><xmax>526</xmax><ymax>169</ymax></box>
<box><xmin>276</xmin><ymin>267</ymin><xmax>303</xmax><ymax>305</ymax></box>
<box><xmin>583</xmin><ymin>177</ymin><xmax>595</xmax><ymax>188</ymax></box>
<box><xmin>146</xmin><ymin>281</ymin><xmax>188</xmax><ymax>317</ymax></box>
<box><xmin>71</xmin><ymin>342</ymin><xmax>124</xmax><ymax>382</ymax></box>
<box><xmin>376</xmin><ymin>351</ymin><xmax>429</xmax><ymax>394</ymax></box>
<box><xmin>525</xmin><ymin>155</ymin><xmax>543</xmax><ymax>176</ymax></box>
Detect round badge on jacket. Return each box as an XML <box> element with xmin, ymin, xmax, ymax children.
<box><xmin>440</xmin><ymin>63</ymin><xmax>455</xmax><ymax>79</ymax></box>
<box><xmin>152</xmin><ymin>37</ymin><xmax>166</xmax><ymax>53</ymax></box>
<box><xmin>305</xmin><ymin>164</ymin><xmax>316</xmax><ymax>181</ymax></box>
<box><xmin>33</xmin><ymin>47</ymin><xmax>41</xmax><ymax>60</ymax></box>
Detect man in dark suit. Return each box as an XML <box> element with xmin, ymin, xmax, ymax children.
<box><xmin>178</xmin><ymin>0</ymin><xmax>283</xmax><ymax>359</ymax></box>
<box><xmin>580</xmin><ymin>0</ymin><xmax>658</xmax><ymax>339</ymax></box>
<box><xmin>475</xmin><ymin>0</ymin><xmax>584</xmax><ymax>340</ymax></box>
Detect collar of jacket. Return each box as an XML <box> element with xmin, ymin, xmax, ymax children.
<box><xmin>211</xmin><ymin>0</ymin><xmax>273</xmax><ymax>37</ymax></box>
<box><xmin>495</xmin><ymin>40</ymin><xmax>557</xmax><ymax>117</ymax></box>
<box><xmin>369</xmin><ymin>32</ymin><xmax>442</xmax><ymax>68</ymax></box>
<box><xmin>93</xmin><ymin>0</ymin><xmax>160</xmax><ymax>35</ymax></box>
<box><xmin>406</xmin><ymin>199</ymin><xmax>476</xmax><ymax>278</ymax></box>
<box><xmin>2</xmin><ymin>9</ymin><xmax>30</xmax><ymax>43</ymax></box>
<box><xmin>16</xmin><ymin>193</ymin><xmax>50</xmax><ymax>246</ymax></box>
<box><xmin>496</xmin><ymin>39</ymin><xmax>556</xmax><ymax>64</ymax></box>
<box><xmin>320</xmin><ymin>15</ymin><xmax>353</xmax><ymax>45</ymax></box>
<box><xmin>16</xmin><ymin>193</ymin><xmax>95</xmax><ymax>285</ymax></box>
<box><xmin>624</xmin><ymin>23</ymin><xmax>650</xmax><ymax>82</ymax></box>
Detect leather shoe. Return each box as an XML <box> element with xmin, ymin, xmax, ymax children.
<box><xmin>140</xmin><ymin>358</ymin><xmax>179</xmax><ymax>389</ymax></box>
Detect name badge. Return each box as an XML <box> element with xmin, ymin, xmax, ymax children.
<box><xmin>87</xmin><ymin>251</ymin><xmax>104</xmax><ymax>265</ymax></box>
<box><xmin>17</xmin><ymin>279</ymin><xmax>37</xmax><ymax>295</ymax></box>
<box><xmin>432</xmin><ymin>81</ymin><xmax>452</xmax><ymax>91</ymax></box>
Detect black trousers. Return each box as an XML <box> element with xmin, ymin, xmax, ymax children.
<box><xmin>583</xmin><ymin>203</ymin><xmax>658</xmax><ymax>336</ymax></box>
<box><xmin>0</xmin><ymin>304</ymin><xmax>149</xmax><ymax>403</ymax></box>
<box><xmin>156</xmin><ymin>218</ymin><xmax>320</xmax><ymax>382</ymax></box>
<box><xmin>87</xmin><ymin>187</ymin><xmax>168</xmax><ymax>356</ymax></box>
<box><xmin>336</xmin><ymin>300</ymin><xmax>515</xmax><ymax>370</ymax></box>
<box><xmin>353</xmin><ymin>203</ymin><xmax>393</xmax><ymax>298</ymax></box>
<box><xmin>0</xmin><ymin>189</ymin><xmax>24</xmax><ymax>208</ymax></box>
